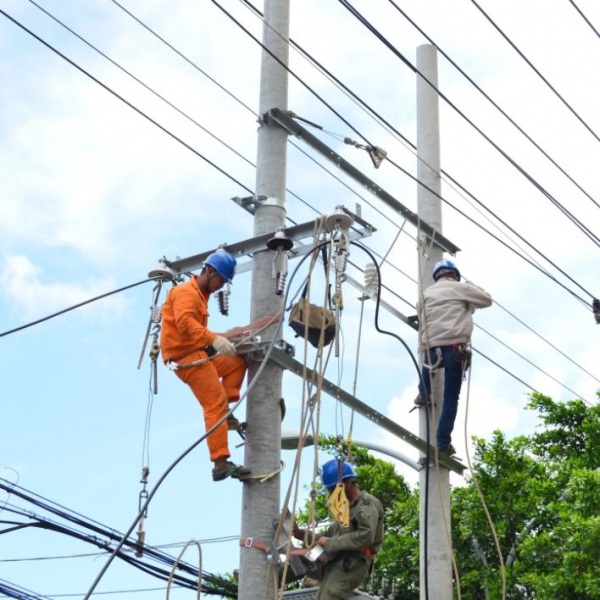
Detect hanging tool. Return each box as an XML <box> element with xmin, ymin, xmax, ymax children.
<box><xmin>267</xmin><ymin>229</ymin><xmax>294</xmax><ymax>296</ymax></box>
<box><xmin>344</xmin><ymin>137</ymin><xmax>388</xmax><ymax>169</ymax></box>
<box><xmin>135</xmin><ymin>466</ymin><xmax>150</xmax><ymax>558</ymax></box>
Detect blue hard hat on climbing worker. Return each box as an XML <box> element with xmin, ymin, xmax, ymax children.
<box><xmin>432</xmin><ymin>259</ymin><xmax>460</xmax><ymax>282</ymax></box>
<box><xmin>321</xmin><ymin>459</ymin><xmax>357</xmax><ymax>491</ymax></box>
<box><xmin>205</xmin><ymin>250</ymin><xmax>237</xmax><ymax>283</ymax></box>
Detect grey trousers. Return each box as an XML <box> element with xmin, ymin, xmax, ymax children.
<box><xmin>317</xmin><ymin>554</ymin><xmax>369</xmax><ymax>600</ymax></box>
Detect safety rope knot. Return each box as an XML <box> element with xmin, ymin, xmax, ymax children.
<box><xmin>238</xmin><ymin>461</ymin><xmax>285</xmax><ymax>484</ymax></box>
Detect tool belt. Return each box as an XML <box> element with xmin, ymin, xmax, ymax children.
<box><xmin>339</xmin><ymin>547</ymin><xmax>375</xmax><ymax>562</ymax></box>
<box><xmin>450</xmin><ymin>342</ymin><xmax>472</xmax><ymax>370</ymax></box>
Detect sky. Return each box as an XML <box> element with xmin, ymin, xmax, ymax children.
<box><xmin>1</xmin><ymin>0</ymin><xmax>600</xmax><ymax>597</ymax></box>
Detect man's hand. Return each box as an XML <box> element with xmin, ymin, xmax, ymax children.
<box><xmin>316</xmin><ymin>536</ymin><xmax>329</xmax><ymax>547</ymax></box>
<box><xmin>212</xmin><ymin>336</ymin><xmax>236</xmax><ymax>356</ymax></box>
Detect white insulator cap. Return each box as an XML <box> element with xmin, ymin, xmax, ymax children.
<box><xmin>364</xmin><ymin>262</ymin><xmax>379</xmax><ymax>297</ymax></box>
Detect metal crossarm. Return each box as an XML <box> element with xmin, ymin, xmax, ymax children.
<box><xmin>266</xmin><ymin>107</ymin><xmax>460</xmax><ymax>256</ymax></box>
<box><xmin>269</xmin><ymin>348</ymin><xmax>465</xmax><ymax>475</ymax></box>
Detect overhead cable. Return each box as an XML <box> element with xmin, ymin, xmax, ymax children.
<box><xmin>336</xmin><ymin>0</ymin><xmax>600</xmax><ymax>251</ymax></box>
<box><xmin>386</xmin><ymin>0</ymin><xmax>600</xmax><ymax>214</ymax></box>
<box><xmin>0</xmin><ymin>277</ymin><xmax>158</xmax><ymax>338</ymax></box>
<box><xmin>0</xmin><ymin>9</ymin><xmax>254</xmax><ymax>195</ymax></box>
<box><xmin>469</xmin><ymin>0</ymin><xmax>600</xmax><ymax>145</ymax></box>
<box><xmin>215</xmin><ymin>0</ymin><xmax>597</xmax><ymax>305</ymax></box>
<box><xmin>237</xmin><ymin>0</ymin><xmax>570</xmax><ymax>277</ymax></box>
<box><xmin>5</xmin><ymin>5</ymin><xmax>591</xmax><ymax>403</ymax></box>
<box><xmin>105</xmin><ymin>0</ymin><xmax>596</xmax><ymax>317</ymax></box>
<box><xmin>26</xmin><ymin>0</ymin><xmax>256</xmax><ymax>169</ymax></box>
<box><xmin>109</xmin><ymin>0</ymin><xmax>256</xmax><ymax>116</ymax></box>
<box><xmin>568</xmin><ymin>0</ymin><xmax>600</xmax><ymax>40</ymax></box>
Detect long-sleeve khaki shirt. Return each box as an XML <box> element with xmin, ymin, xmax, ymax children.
<box><xmin>323</xmin><ymin>492</ymin><xmax>384</xmax><ymax>558</ymax></box>
<box><xmin>418</xmin><ymin>278</ymin><xmax>492</xmax><ymax>351</ymax></box>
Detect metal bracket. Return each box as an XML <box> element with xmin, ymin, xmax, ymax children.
<box><xmin>161</xmin><ymin>209</ymin><xmax>375</xmax><ymax>277</ymax></box>
<box><xmin>269</xmin><ymin>347</ymin><xmax>465</xmax><ymax>475</ymax></box>
<box><xmin>237</xmin><ymin>338</ymin><xmax>295</xmax><ymax>362</ymax></box>
<box><xmin>232</xmin><ymin>195</ymin><xmax>267</xmax><ymax>215</ymax></box>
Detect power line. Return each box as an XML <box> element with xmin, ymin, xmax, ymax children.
<box><xmin>240</xmin><ymin>0</ymin><xmax>575</xmax><ymax>286</ymax></box>
<box><xmin>0</xmin><ymin>277</ymin><xmax>157</xmax><ymax>338</ymax></box>
<box><xmin>105</xmin><ymin>0</ymin><xmax>596</xmax><ymax>368</ymax></box>
<box><xmin>336</xmin><ymin>0</ymin><xmax>600</xmax><ymax>252</ymax></box>
<box><xmin>237</xmin><ymin>0</ymin><xmax>558</xmax><ymax>282</ymax></box>
<box><xmin>0</xmin><ymin>480</ymin><xmax>238</xmax><ymax>597</ymax></box>
<box><xmin>4</xmin><ymin>4</ymin><xmax>593</xmax><ymax>406</ymax></box>
<box><xmin>469</xmin><ymin>0</ymin><xmax>600</xmax><ymax>145</ymax></box>
<box><xmin>214</xmin><ymin>0</ymin><xmax>598</xmax><ymax>305</ymax></box>
<box><xmin>109</xmin><ymin>0</ymin><xmax>257</xmax><ymax>117</ymax></box>
<box><xmin>568</xmin><ymin>0</ymin><xmax>600</xmax><ymax>40</ymax></box>
<box><xmin>385</xmin><ymin>0</ymin><xmax>600</xmax><ymax>215</ymax></box>
<box><xmin>0</xmin><ymin>9</ymin><xmax>254</xmax><ymax>195</ymax></box>
<box><xmin>26</xmin><ymin>0</ymin><xmax>256</xmax><ymax>168</ymax></box>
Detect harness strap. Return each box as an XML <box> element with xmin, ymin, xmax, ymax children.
<box><xmin>239</xmin><ymin>538</ymin><xmax>310</xmax><ymax>557</ymax></box>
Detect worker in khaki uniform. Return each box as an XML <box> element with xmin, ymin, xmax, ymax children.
<box><xmin>415</xmin><ymin>258</ymin><xmax>492</xmax><ymax>455</ymax></box>
<box><xmin>160</xmin><ymin>250</ymin><xmax>250</xmax><ymax>482</ymax></box>
<box><xmin>294</xmin><ymin>460</ymin><xmax>384</xmax><ymax>599</ymax></box>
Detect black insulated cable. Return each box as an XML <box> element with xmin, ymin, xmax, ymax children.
<box><xmin>470</xmin><ymin>0</ymin><xmax>600</xmax><ymax>145</ymax></box>
<box><xmin>568</xmin><ymin>0</ymin><xmax>600</xmax><ymax>40</ymax></box>
<box><xmin>216</xmin><ymin>0</ymin><xmax>598</xmax><ymax>305</ymax></box>
<box><xmin>0</xmin><ymin>278</ymin><xmax>159</xmax><ymax>338</ymax></box>
<box><xmin>385</xmin><ymin>0</ymin><xmax>600</xmax><ymax>215</ymax></box>
<box><xmin>336</xmin><ymin>0</ymin><xmax>600</xmax><ymax>251</ymax></box>
<box><xmin>0</xmin><ymin>9</ymin><xmax>254</xmax><ymax>196</ymax></box>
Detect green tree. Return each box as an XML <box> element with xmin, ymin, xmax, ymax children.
<box><xmin>295</xmin><ymin>393</ymin><xmax>600</xmax><ymax>599</ymax></box>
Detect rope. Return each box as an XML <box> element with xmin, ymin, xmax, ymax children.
<box><xmin>166</xmin><ymin>313</ymin><xmax>282</xmax><ymax>369</ymax></box>
<box><xmin>267</xmin><ymin>221</ymin><xmax>336</xmax><ymax>597</ymax></box>
<box><xmin>239</xmin><ymin>461</ymin><xmax>285</xmax><ymax>484</ymax></box>
<box><xmin>463</xmin><ymin>364</ymin><xmax>507</xmax><ymax>599</ymax></box>
<box><xmin>416</xmin><ymin>220</ymin><xmax>462</xmax><ymax>600</ymax></box>
<box><xmin>166</xmin><ymin>540</ymin><xmax>202</xmax><ymax>599</ymax></box>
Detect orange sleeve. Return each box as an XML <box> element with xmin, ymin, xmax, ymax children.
<box><xmin>160</xmin><ymin>279</ymin><xmax>218</xmax><ymax>361</ymax></box>
<box><xmin>171</xmin><ymin>283</ymin><xmax>217</xmax><ymax>346</ymax></box>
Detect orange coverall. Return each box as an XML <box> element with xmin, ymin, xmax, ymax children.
<box><xmin>160</xmin><ymin>278</ymin><xmax>247</xmax><ymax>462</ymax></box>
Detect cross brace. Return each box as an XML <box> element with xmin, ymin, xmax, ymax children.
<box><xmin>265</xmin><ymin>108</ymin><xmax>460</xmax><ymax>256</ymax></box>
<box><xmin>161</xmin><ymin>208</ymin><xmax>374</xmax><ymax>276</ymax></box>
<box><xmin>269</xmin><ymin>348</ymin><xmax>465</xmax><ymax>475</ymax></box>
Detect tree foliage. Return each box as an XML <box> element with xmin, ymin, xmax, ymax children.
<box><xmin>295</xmin><ymin>393</ymin><xmax>600</xmax><ymax>599</ymax></box>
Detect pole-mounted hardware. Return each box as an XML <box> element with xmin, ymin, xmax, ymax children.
<box><xmin>265</xmin><ymin>107</ymin><xmax>460</xmax><ymax>256</ymax></box>
<box><xmin>267</xmin><ymin>230</ymin><xmax>294</xmax><ymax>296</ymax></box>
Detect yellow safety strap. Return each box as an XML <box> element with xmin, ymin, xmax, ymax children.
<box><xmin>327</xmin><ymin>483</ymin><xmax>350</xmax><ymax>527</ymax></box>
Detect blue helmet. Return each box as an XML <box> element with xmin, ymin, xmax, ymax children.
<box><xmin>205</xmin><ymin>250</ymin><xmax>236</xmax><ymax>283</ymax></box>
<box><xmin>321</xmin><ymin>459</ymin><xmax>357</xmax><ymax>490</ymax></box>
<box><xmin>433</xmin><ymin>259</ymin><xmax>460</xmax><ymax>282</ymax></box>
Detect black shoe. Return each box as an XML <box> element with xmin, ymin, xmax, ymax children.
<box><xmin>212</xmin><ymin>461</ymin><xmax>251</xmax><ymax>482</ymax></box>
<box><xmin>438</xmin><ymin>444</ymin><xmax>456</xmax><ymax>456</ymax></box>
<box><xmin>414</xmin><ymin>394</ymin><xmax>431</xmax><ymax>407</ymax></box>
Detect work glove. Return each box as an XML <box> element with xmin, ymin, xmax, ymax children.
<box><xmin>212</xmin><ymin>335</ymin><xmax>237</xmax><ymax>356</ymax></box>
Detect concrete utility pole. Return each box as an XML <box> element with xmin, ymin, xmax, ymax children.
<box><xmin>238</xmin><ymin>0</ymin><xmax>290</xmax><ymax>599</ymax></box>
<box><xmin>416</xmin><ymin>44</ymin><xmax>453</xmax><ymax>600</ymax></box>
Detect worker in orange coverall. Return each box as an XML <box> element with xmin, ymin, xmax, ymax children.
<box><xmin>160</xmin><ymin>250</ymin><xmax>250</xmax><ymax>482</ymax></box>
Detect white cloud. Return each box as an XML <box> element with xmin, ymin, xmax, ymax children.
<box><xmin>0</xmin><ymin>254</ymin><xmax>129</xmax><ymax>320</ymax></box>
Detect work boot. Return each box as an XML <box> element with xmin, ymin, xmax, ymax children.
<box><xmin>227</xmin><ymin>415</ymin><xmax>241</xmax><ymax>431</ymax></box>
<box><xmin>438</xmin><ymin>444</ymin><xmax>456</xmax><ymax>456</ymax></box>
<box><xmin>212</xmin><ymin>461</ymin><xmax>251</xmax><ymax>482</ymax></box>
